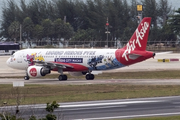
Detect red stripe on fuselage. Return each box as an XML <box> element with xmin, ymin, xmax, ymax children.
<box><xmin>52</xmin><ymin>62</ymin><xmax>88</xmax><ymax>72</ymax></box>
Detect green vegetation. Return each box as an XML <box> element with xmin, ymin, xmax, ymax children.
<box><xmin>1</xmin><ymin>84</ymin><xmax>180</xmax><ymax>106</ymax></box>
<box><xmin>0</xmin><ymin>101</ymin><xmax>60</xmax><ymax>120</ymax></box>
<box><xmin>0</xmin><ymin>0</ymin><xmax>178</xmax><ymax>48</ymax></box>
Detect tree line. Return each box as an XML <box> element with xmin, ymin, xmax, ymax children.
<box><xmin>0</xmin><ymin>0</ymin><xmax>179</xmax><ymax>47</ymax></box>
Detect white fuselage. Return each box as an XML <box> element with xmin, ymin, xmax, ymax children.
<box><xmin>6</xmin><ymin>49</ymin><xmax>125</xmax><ymax>71</ymax></box>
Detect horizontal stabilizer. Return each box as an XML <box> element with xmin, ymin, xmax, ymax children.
<box><xmin>129</xmin><ymin>54</ymin><xmax>141</xmax><ymax>60</ymax></box>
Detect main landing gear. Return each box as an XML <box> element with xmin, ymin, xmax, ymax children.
<box><xmin>82</xmin><ymin>71</ymin><xmax>95</xmax><ymax>80</ymax></box>
<box><xmin>58</xmin><ymin>75</ymin><xmax>67</xmax><ymax>81</ymax></box>
<box><xmin>58</xmin><ymin>69</ymin><xmax>68</xmax><ymax>81</ymax></box>
<box><xmin>85</xmin><ymin>73</ymin><xmax>94</xmax><ymax>80</ymax></box>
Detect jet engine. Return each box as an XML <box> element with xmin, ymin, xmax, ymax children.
<box><xmin>27</xmin><ymin>66</ymin><xmax>51</xmax><ymax>78</ymax></box>
<box><xmin>68</xmin><ymin>72</ymin><xmax>87</xmax><ymax>76</ymax></box>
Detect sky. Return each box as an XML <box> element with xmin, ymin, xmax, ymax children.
<box><xmin>0</xmin><ymin>0</ymin><xmax>180</xmax><ymax>21</ymax></box>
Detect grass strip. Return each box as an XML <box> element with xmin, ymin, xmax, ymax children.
<box><xmin>0</xmin><ymin>84</ymin><xmax>180</xmax><ymax>106</ymax></box>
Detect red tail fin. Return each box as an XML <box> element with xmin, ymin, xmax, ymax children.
<box><xmin>115</xmin><ymin>17</ymin><xmax>154</xmax><ymax>65</ymax></box>
<box><xmin>123</xmin><ymin>17</ymin><xmax>151</xmax><ymax>51</ymax></box>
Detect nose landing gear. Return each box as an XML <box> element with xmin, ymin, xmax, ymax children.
<box><xmin>24</xmin><ymin>76</ymin><xmax>29</xmax><ymax>80</ymax></box>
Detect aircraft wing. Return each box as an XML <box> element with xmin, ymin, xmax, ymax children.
<box><xmin>33</xmin><ymin>60</ymin><xmax>74</xmax><ymax>69</ymax></box>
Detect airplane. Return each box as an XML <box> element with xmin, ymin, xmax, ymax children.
<box><xmin>6</xmin><ymin>17</ymin><xmax>155</xmax><ymax>81</ymax></box>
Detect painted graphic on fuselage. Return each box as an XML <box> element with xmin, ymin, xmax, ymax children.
<box><xmin>26</xmin><ymin>53</ymin><xmax>36</xmax><ymax>66</ymax></box>
<box><xmin>87</xmin><ymin>55</ymin><xmax>104</xmax><ymax>69</ymax></box>
<box><xmin>104</xmin><ymin>56</ymin><xmax>115</xmax><ymax>67</ymax></box>
<box><xmin>35</xmin><ymin>55</ymin><xmax>45</xmax><ymax>61</ymax></box>
<box><xmin>55</xmin><ymin>58</ymin><xmax>83</xmax><ymax>63</ymax></box>
<box><xmin>24</xmin><ymin>51</ymin><xmax>124</xmax><ymax>71</ymax></box>
<box><xmin>26</xmin><ymin>53</ymin><xmax>45</xmax><ymax>66</ymax></box>
<box><xmin>87</xmin><ymin>55</ymin><xmax>125</xmax><ymax>70</ymax></box>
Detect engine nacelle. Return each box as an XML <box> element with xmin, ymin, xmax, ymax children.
<box><xmin>27</xmin><ymin>66</ymin><xmax>51</xmax><ymax>78</ymax></box>
<box><xmin>68</xmin><ymin>72</ymin><xmax>86</xmax><ymax>76</ymax></box>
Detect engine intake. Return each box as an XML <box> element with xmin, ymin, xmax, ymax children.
<box><xmin>40</xmin><ymin>67</ymin><xmax>51</xmax><ymax>76</ymax></box>
<box><xmin>27</xmin><ymin>66</ymin><xmax>51</xmax><ymax>78</ymax></box>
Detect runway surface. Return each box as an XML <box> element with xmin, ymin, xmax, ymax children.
<box><xmin>1</xmin><ymin>96</ymin><xmax>180</xmax><ymax>120</ymax></box>
<box><xmin>1</xmin><ymin>78</ymin><xmax>180</xmax><ymax>85</ymax></box>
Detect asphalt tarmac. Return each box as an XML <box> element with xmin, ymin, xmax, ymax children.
<box><xmin>1</xmin><ymin>78</ymin><xmax>180</xmax><ymax>85</ymax></box>
<box><xmin>1</xmin><ymin>96</ymin><xmax>180</xmax><ymax>120</ymax></box>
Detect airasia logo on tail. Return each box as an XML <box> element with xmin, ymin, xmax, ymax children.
<box><xmin>29</xmin><ymin>68</ymin><xmax>37</xmax><ymax>77</ymax></box>
<box><xmin>122</xmin><ymin>22</ymin><xmax>149</xmax><ymax>61</ymax></box>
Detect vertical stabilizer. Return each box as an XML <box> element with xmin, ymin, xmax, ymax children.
<box><xmin>123</xmin><ymin>17</ymin><xmax>151</xmax><ymax>51</ymax></box>
<box><xmin>116</xmin><ymin>17</ymin><xmax>154</xmax><ymax>65</ymax></box>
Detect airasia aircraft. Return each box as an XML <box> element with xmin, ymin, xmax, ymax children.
<box><xmin>6</xmin><ymin>17</ymin><xmax>155</xmax><ymax>81</ymax></box>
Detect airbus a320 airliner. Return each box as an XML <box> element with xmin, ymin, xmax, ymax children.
<box><xmin>6</xmin><ymin>17</ymin><xmax>155</xmax><ymax>81</ymax></box>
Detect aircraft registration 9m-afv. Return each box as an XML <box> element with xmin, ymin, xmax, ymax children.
<box><xmin>6</xmin><ymin>17</ymin><xmax>155</xmax><ymax>81</ymax></box>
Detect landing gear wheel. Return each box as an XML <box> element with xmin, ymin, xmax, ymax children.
<box><xmin>90</xmin><ymin>74</ymin><xmax>94</xmax><ymax>80</ymax></box>
<box><xmin>24</xmin><ymin>76</ymin><xmax>29</xmax><ymax>80</ymax></box>
<box><xmin>86</xmin><ymin>74</ymin><xmax>94</xmax><ymax>80</ymax></box>
<box><xmin>63</xmin><ymin>75</ymin><xmax>67</xmax><ymax>80</ymax></box>
<box><xmin>58</xmin><ymin>75</ymin><xmax>63</xmax><ymax>81</ymax></box>
<box><xmin>58</xmin><ymin>75</ymin><xmax>67</xmax><ymax>81</ymax></box>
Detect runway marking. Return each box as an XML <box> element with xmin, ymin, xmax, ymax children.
<box><xmin>60</xmin><ymin>100</ymin><xmax>159</xmax><ymax>108</ymax></box>
<box><xmin>77</xmin><ymin>112</ymin><xmax>180</xmax><ymax>120</ymax></box>
<box><xmin>57</xmin><ymin>105</ymin><xmax>127</xmax><ymax>111</ymax></box>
